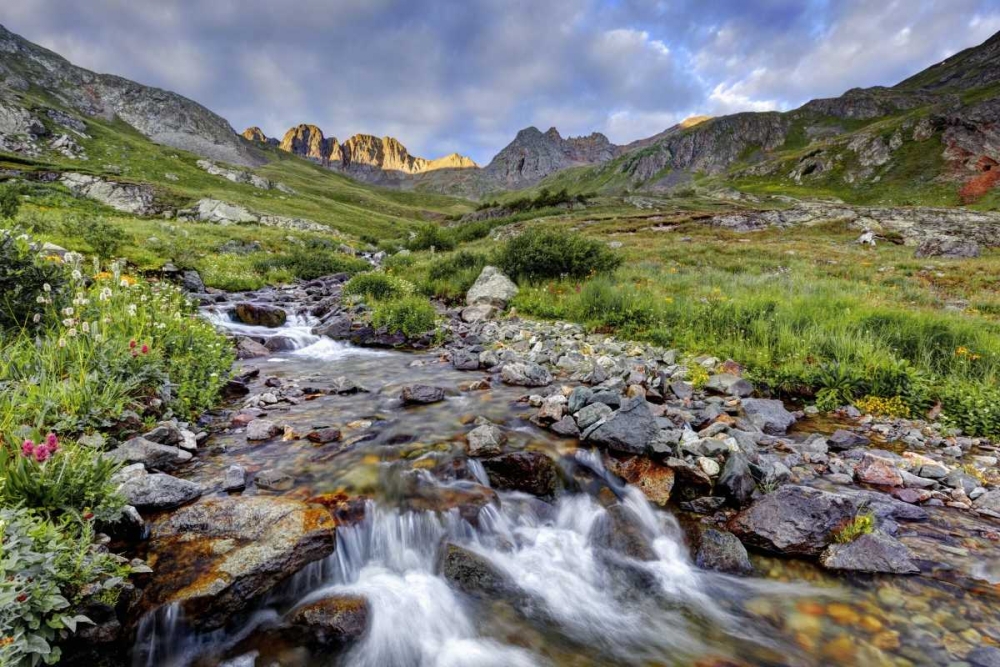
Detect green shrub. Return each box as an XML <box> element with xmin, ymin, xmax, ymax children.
<box><xmin>496</xmin><ymin>228</ymin><xmax>622</xmax><ymax>281</ymax></box>
<box><xmin>344</xmin><ymin>272</ymin><xmax>415</xmax><ymax>302</ymax></box>
<box><xmin>833</xmin><ymin>512</ymin><xmax>875</xmax><ymax>543</ymax></box>
<box><xmin>0</xmin><ymin>183</ymin><xmax>22</xmax><ymax>220</ymax></box>
<box><xmin>0</xmin><ymin>508</ymin><xmax>127</xmax><ymax>667</ymax></box>
<box><xmin>61</xmin><ymin>216</ymin><xmax>128</xmax><ymax>260</ymax></box>
<box><xmin>571</xmin><ymin>277</ymin><xmax>658</xmax><ymax>331</ymax></box>
<box><xmin>256</xmin><ymin>249</ymin><xmax>369</xmax><ymax>281</ymax></box>
<box><xmin>383</xmin><ymin>252</ymin><xmax>415</xmax><ymax>272</ymax></box>
<box><xmin>939</xmin><ymin>381</ymin><xmax>1000</xmax><ymax>438</ymax></box>
<box><xmin>371</xmin><ymin>296</ymin><xmax>437</xmax><ymax>337</ymax></box>
<box><xmin>0</xmin><ymin>228</ymin><xmax>69</xmax><ymax>331</ymax></box>
<box><xmin>407</xmin><ymin>224</ymin><xmax>456</xmax><ymax>252</ymax></box>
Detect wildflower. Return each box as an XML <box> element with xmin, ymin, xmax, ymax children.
<box><xmin>62</xmin><ymin>318</ymin><xmax>75</xmax><ymax>327</ymax></box>
<box><xmin>32</xmin><ymin>313</ymin><xmax>41</xmax><ymax>323</ymax></box>
<box><xmin>57</xmin><ymin>337</ymin><xmax>67</xmax><ymax>348</ymax></box>
<box><xmin>128</xmin><ymin>304</ymin><xmax>137</xmax><ymax>316</ymax></box>
<box><xmin>81</xmin><ymin>321</ymin><xmax>90</xmax><ymax>333</ymax></box>
<box><xmin>82</xmin><ymin>511</ymin><xmax>94</xmax><ymax>521</ymax></box>
<box><xmin>129</xmin><ymin>339</ymin><xmax>137</xmax><ymax>349</ymax></box>
<box><xmin>141</xmin><ymin>344</ymin><xmax>150</xmax><ymax>354</ymax></box>
<box><xmin>21</xmin><ymin>440</ymin><xmax>34</xmax><ymax>457</ymax></box>
<box><xmin>36</xmin><ymin>295</ymin><xmax>46</xmax><ymax>304</ymax></box>
<box><xmin>62</xmin><ymin>307</ymin><xmax>74</xmax><ymax>317</ymax></box>
<box><xmin>34</xmin><ymin>445</ymin><xmax>50</xmax><ymax>463</ymax></box>
<box><xmin>15</xmin><ymin>594</ymin><xmax>27</xmax><ymax>603</ymax></box>
<box><xmin>95</xmin><ymin>271</ymin><xmax>112</xmax><ymax>280</ymax></box>
<box><xmin>67</xmin><ymin>327</ymin><xmax>78</xmax><ymax>338</ymax></box>
<box><xmin>46</xmin><ymin>433</ymin><xmax>59</xmax><ymax>452</ymax></box>
<box><xmin>43</xmin><ymin>283</ymin><xmax>51</xmax><ymax>292</ymax></box>
<box><xmin>99</xmin><ymin>287</ymin><xmax>113</xmax><ymax>301</ymax></box>
<box><xmin>72</xmin><ymin>269</ymin><xmax>82</xmax><ymax>281</ymax></box>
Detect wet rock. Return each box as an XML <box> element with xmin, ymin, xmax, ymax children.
<box><xmin>828</xmin><ymin>429</ymin><xmax>870</xmax><ymax>451</ymax></box>
<box><xmin>106</xmin><ymin>436</ymin><xmax>191</xmax><ymax>471</ymax></box>
<box><xmin>223</xmin><ymin>465</ymin><xmax>247</xmax><ymax>492</ymax></box>
<box><xmin>234</xmin><ymin>302</ymin><xmax>287</xmax><ymax>328</ymax></box>
<box><xmin>968</xmin><ymin>647</ymin><xmax>1000</xmax><ymax>667</ymax></box>
<box><xmin>481</xmin><ymin>451</ymin><xmax>558</xmax><ymax>496</ymax></box>
<box><xmin>575</xmin><ymin>402</ymin><xmax>612</xmax><ymax>430</ymax></box>
<box><xmin>255</xmin><ymin>469</ymin><xmax>295</xmax><ymax>491</ymax></box>
<box><xmin>264</xmin><ymin>336</ymin><xmax>298</xmax><ymax>352</ymax></box>
<box><xmin>820</xmin><ymin>531</ymin><xmax>919</xmax><ymax>574</ymax></box>
<box><xmin>144</xmin><ymin>422</ymin><xmax>184</xmax><ymax>447</ymax></box>
<box><xmin>246</xmin><ymin>419</ymin><xmax>281</xmax><ymax>441</ymax></box>
<box><xmin>451</xmin><ymin>348</ymin><xmax>480</xmax><ymax>370</ymax></box>
<box><xmin>592</xmin><ymin>504</ymin><xmax>656</xmax><ymax>561</ymax></box>
<box><xmin>679</xmin><ymin>496</ymin><xmax>727</xmax><ymax>514</ymax></box>
<box><xmin>306</xmin><ymin>428</ymin><xmax>342</xmax><ymax>444</ymax></box>
<box><xmin>728</xmin><ymin>485</ymin><xmax>858</xmax><ymax>557</ymax></box>
<box><xmin>400</xmin><ymin>384</ymin><xmax>447</xmax><ymax>405</ymax></box>
<box><xmin>854</xmin><ymin>453</ymin><xmax>903</xmax><ymax>487</ymax></box>
<box><xmin>285</xmin><ymin>596</ymin><xmax>369</xmax><ymax>647</ymax></box>
<box><xmin>665</xmin><ymin>458</ymin><xmax>714</xmax><ymax>501</ymax></box>
<box><xmin>500</xmin><ymin>362</ymin><xmax>552</xmax><ymax>387</ymax></box>
<box><xmin>439</xmin><ymin>543</ymin><xmax>522</xmax><ymax>599</ymax></box>
<box><xmin>973</xmin><ymin>490</ymin><xmax>1000</xmax><ymax>518</ymax></box>
<box><xmin>695</xmin><ymin>528</ymin><xmax>753</xmax><ymax>575</ymax></box>
<box><xmin>717</xmin><ymin>452</ymin><xmax>755</xmax><ymax>507</ymax></box>
<box><xmin>605</xmin><ymin>455</ymin><xmax>675</xmax><ymax>506</ymax></box>
<box><xmin>330</xmin><ymin>376</ymin><xmax>367</xmax><ymax>394</ymax></box>
<box><xmin>115</xmin><ymin>467</ymin><xmax>202</xmax><ymax>511</ymax></box>
<box><xmin>741</xmin><ymin>398</ymin><xmax>795</xmax><ymax>434</ymax></box>
<box><xmin>550</xmin><ymin>415</ymin><xmax>580</xmax><ymax>438</ymax></box>
<box><xmin>466</xmin><ymin>423</ymin><xmax>506</xmax><ymax>457</ymax></box>
<box><xmin>704</xmin><ymin>373</ymin><xmax>754</xmax><ymax>398</ymax></box>
<box><xmin>466</xmin><ymin>266</ymin><xmax>518</xmax><ymax>308</ymax></box>
<box><xmin>460</xmin><ymin>304</ymin><xmax>496</xmax><ymax>323</ymax></box>
<box><xmin>585</xmin><ymin>396</ymin><xmax>658</xmax><ymax>455</ymax></box>
<box><xmin>144</xmin><ymin>496</ymin><xmax>336</xmax><ymax>630</ymax></box>
<box><xmin>313</xmin><ymin>315</ymin><xmax>352</xmax><ymax>339</ymax></box>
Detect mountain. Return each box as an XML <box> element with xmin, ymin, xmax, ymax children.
<box><xmin>531</xmin><ymin>30</ymin><xmax>1000</xmax><ymax>206</ymax></box>
<box><xmin>479</xmin><ymin>127</ymin><xmax>620</xmax><ymax>188</ymax></box>
<box><xmin>0</xmin><ymin>24</ymin><xmax>259</xmax><ymax>167</ymax></box>
<box><xmin>244</xmin><ymin>124</ymin><xmax>477</xmax><ymax>180</ymax></box>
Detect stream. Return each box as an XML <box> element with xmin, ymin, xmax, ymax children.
<box><xmin>125</xmin><ymin>309</ymin><xmax>1000</xmax><ymax>667</ymax></box>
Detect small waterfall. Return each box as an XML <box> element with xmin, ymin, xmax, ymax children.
<box><xmin>131</xmin><ymin>603</ymin><xmax>189</xmax><ymax>667</ymax></box>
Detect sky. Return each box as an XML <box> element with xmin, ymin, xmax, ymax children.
<box><xmin>5</xmin><ymin>0</ymin><xmax>1000</xmax><ymax>164</ymax></box>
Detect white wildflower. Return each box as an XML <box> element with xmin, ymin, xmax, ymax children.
<box><xmin>43</xmin><ymin>283</ymin><xmax>51</xmax><ymax>293</ymax></box>
<box><xmin>32</xmin><ymin>313</ymin><xmax>41</xmax><ymax>323</ymax></box>
<box><xmin>67</xmin><ymin>328</ymin><xmax>77</xmax><ymax>338</ymax></box>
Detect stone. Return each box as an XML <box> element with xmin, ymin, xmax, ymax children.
<box><xmin>144</xmin><ymin>423</ymin><xmax>184</xmax><ymax>446</ymax></box>
<box><xmin>669</xmin><ymin>381</ymin><xmax>694</xmax><ymax>401</ymax></box>
<box><xmin>466</xmin><ymin>266</ymin><xmax>518</xmax><ymax>307</ymax></box>
<box><xmin>481</xmin><ymin>451</ymin><xmax>558</xmax><ymax>496</ymax></box>
<box><xmin>550</xmin><ymin>415</ymin><xmax>580</xmax><ymax>438</ymax></box>
<box><xmin>717</xmin><ymin>452</ymin><xmax>755</xmax><ymax>507</ymax></box>
<box><xmin>60</xmin><ymin>173</ymin><xmax>156</xmax><ymax>215</ymax></box>
<box><xmin>605</xmin><ymin>455</ymin><xmax>675</xmax><ymax>506</ymax></box>
<box><xmin>400</xmin><ymin>384</ymin><xmax>447</xmax><ymax>405</ymax></box>
<box><xmin>704</xmin><ymin>373</ymin><xmax>754</xmax><ymax>398</ymax></box>
<box><xmin>143</xmin><ymin>496</ymin><xmax>336</xmax><ymax>630</ymax></box>
<box><xmin>466</xmin><ymin>423</ymin><xmax>506</xmax><ymax>457</ymax></box>
<box><xmin>967</xmin><ymin>647</ymin><xmax>1000</xmax><ymax>667</ymax></box>
<box><xmin>973</xmin><ymin>490</ymin><xmax>1000</xmax><ymax>517</ymax></box>
<box><xmin>828</xmin><ymin>429</ymin><xmax>870</xmax><ymax>451</ymax></box>
<box><xmin>246</xmin><ymin>419</ymin><xmax>281</xmax><ymax>441</ymax></box>
<box><xmin>585</xmin><ymin>396</ymin><xmax>658</xmax><ymax>455</ymax></box>
<box><xmin>679</xmin><ymin>496</ymin><xmax>727</xmax><ymax>514</ymax></box>
<box><xmin>306</xmin><ymin>428</ymin><xmax>342</xmax><ymax>444</ymax></box>
<box><xmin>106</xmin><ymin>436</ymin><xmax>192</xmax><ymax>471</ymax></box>
<box><xmin>313</xmin><ymin>315</ymin><xmax>352</xmax><ymax>339</ymax></box>
<box><xmin>180</xmin><ymin>270</ymin><xmax>205</xmax><ymax>293</ymax></box>
<box><xmin>591</xmin><ymin>504</ymin><xmax>656</xmax><ymax>561</ymax></box>
<box><xmin>665</xmin><ymin>458</ymin><xmax>714</xmax><ymax>501</ymax></box>
<box><xmin>696</xmin><ymin>457</ymin><xmax>720</xmax><ymax>476</ymax></box>
<box><xmin>234</xmin><ymin>302</ymin><xmax>287</xmax><ymax>328</ymax></box>
<box><xmin>728</xmin><ymin>485</ymin><xmax>858</xmax><ymax>557</ymax></box>
<box><xmin>855</xmin><ymin>453</ymin><xmax>903</xmax><ymax>487</ymax></box>
<box><xmin>575</xmin><ymin>402</ymin><xmax>612</xmax><ymax>430</ymax></box>
<box><xmin>438</xmin><ymin>543</ymin><xmax>522</xmax><ymax>599</ymax></box>
<box><xmin>451</xmin><ymin>348</ymin><xmax>480</xmax><ymax>370</ymax></box>
<box><xmin>820</xmin><ymin>531</ymin><xmax>919</xmax><ymax>574</ymax></box>
<box><xmin>500</xmin><ymin>362</ymin><xmax>552</xmax><ymax>387</ymax></box>
<box><xmin>915</xmin><ymin>236</ymin><xmax>981</xmax><ymax>259</ymax></box>
<box><xmin>695</xmin><ymin>528</ymin><xmax>753</xmax><ymax>575</ymax></box>
<box><xmin>116</xmin><ymin>468</ymin><xmax>202</xmax><ymax>511</ymax></box>
<box><xmin>235</xmin><ymin>337</ymin><xmax>270</xmax><ymax>359</ymax></box>
<box><xmin>285</xmin><ymin>596</ymin><xmax>369</xmax><ymax>647</ymax></box>
<box><xmin>223</xmin><ymin>465</ymin><xmax>247</xmax><ymax>492</ymax></box>
<box><xmin>741</xmin><ymin>399</ymin><xmax>796</xmax><ymax>434</ymax></box>
<box><xmin>460</xmin><ymin>304</ymin><xmax>497</xmax><ymax>323</ymax></box>
<box><xmin>567</xmin><ymin>386</ymin><xmax>593</xmax><ymax>414</ymax></box>
<box><xmin>255</xmin><ymin>469</ymin><xmax>295</xmax><ymax>491</ymax></box>
<box><xmin>535</xmin><ymin>394</ymin><xmax>567</xmax><ymax>423</ymax></box>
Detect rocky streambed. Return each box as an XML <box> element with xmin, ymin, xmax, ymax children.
<box><xmin>73</xmin><ymin>273</ymin><xmax>1000</xmax><ymax>667</ymax></box>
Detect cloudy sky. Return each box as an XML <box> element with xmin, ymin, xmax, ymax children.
<box><xmin>5</xmin><ymin>0</ymin><xmax>1000</xmax><ymax>164</ymax></box>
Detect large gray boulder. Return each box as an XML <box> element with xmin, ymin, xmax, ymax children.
<box><xmin>728</xmin><ymin>485</ymin><xmax>858</xmax><ymax>556</ymax></box>
<box><xmin>466</xmin><ymin>266</ymin><xmax>518</xmax><ymax>307</ymax></box>
<box><xmin>915</xmin><ymin>236</ymin><xmax>981</xmax><ymax>259</ymax></box>
<box><xmin>500</xmin><ymin>362</ymin><xmax>552</xmax><ymax>387</ymax></box>
<box><xmin>114</xmin><ymin>465</ymin><xmax>202</xmax><ymax>511</ymax></box>
<box><xmin>741</xmin><ymin>398</ymin><xmax>796</xmax><ymax>434</ymax></box>
<box><xmin>584</xmin><ymin>396</ymin><xmax>658</xmax><ymax>455</ymax></box>
<box><xmin>234</xmin><ymin>302</ymin><xmax>287</xmax><ymax>328</ymax></box>
<box><xmin>695</xmin><ymin>528</ymin><xmax>753</xmax><ymax>575</ymax></box>
<box><xmin>106</xmin><ymin>436</ymin><xmax>191</xmax><ymax>471</ymax></box>
<box><xmin>60</xmin><ymin>173</ymin><xmax>156</xmax><ymax>215</ymax></box>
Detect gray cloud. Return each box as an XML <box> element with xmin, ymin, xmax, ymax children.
<box><xmin>4</xmin><ymin>0</ymin><xmax>999</xmax><ymax>163</ymax></box>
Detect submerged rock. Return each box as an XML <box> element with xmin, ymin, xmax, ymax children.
<box><xmin>466</xmin><ymin>423</ymin><xmax>506</xmax><ymax>457</ymax></box>
<box><xmin>820</xmin><ymin>531</ymin><xmax>919</xmax><ymax>574</ymax></box>
<box><xmin>284</xmin><ymin>595</ymin><xmax>369</xmax><ymax>647</ymax></box>
<box><xmin>438</xmin><ymin>542</ymin><xmax>522</xmax><ymax>600</ymax></box>
<box><xmin>481</xmin><ymin>451</ymin><xmax>558</xmax><ymax>496</ymax></box>
<box><xmin>234</xmin><ymin>302</ymin><xmax>287</xmax><ymax>328</ymax></box>
<box><xmin>400</xmin><ymin>384</ymin><xmax>447</xmax><ymax>405</ymax></box>
<box><xmin>695</xmin><ymin>528</ymin><xmax>754</xmax><ymax>575</ymax></box>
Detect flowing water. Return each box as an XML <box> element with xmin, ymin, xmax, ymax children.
<box><xmin>128</xmin><ymin>310</ymin><xmax>1000</xmax><ymax>667</ymax></box>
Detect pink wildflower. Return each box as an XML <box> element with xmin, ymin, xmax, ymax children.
<box><xmin>45</xmin><ymin>432</ymin><xmax>59</xmax><ymax>452</ymax></box>
<box><xmin>21</xmin><ymin>440</ymin><xmax>34</xmax><ymax>457</ymax></box>
<box><xmin>33</xmin><ymin>445</ymin><xmax>50</xmax><ymax>463</ymax></box>
<box><xmin>141</xmin><ymin>344</ymin><xmax>150</xmax><ymax>355</ymax></box>
<box><xmin>129</xmin><ymin>339</ymin><xmax>137</xmax><ymax>349</ymax></box>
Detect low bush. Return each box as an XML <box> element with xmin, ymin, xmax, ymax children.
<box><xmin>60</xmin><ymin>215</ymin><xmax>128</xmax><ymax>260</ymax></box>
<box><xmin>571</xmin><ymin>277</ymin><xmax>658</xmax><ymax>331</ymax></box>
<box><xmin>371</xmin><ymin>295</ymin><xmax>437</xmax><ymax>337</ymax></box>
<box><xmin>0</xmin><ymin>228</ymin><xmax>69</xmax><ymax>331</ymax></box>
<box><xmin>344</xmin><ymin>271</ymin><xmax>415</xmax><ymax>302</ymax></box>
<box><xmin>255</xmin><ymin>248</ymin><xmax>369</xmax><ymax>281</ymax></box>
<box><xmin>496</xmin><ymin>228</ymin><xmax>622</xmax><ymax>281</ymax></box>
<box><xmin>407</xmin><ymin>224</ymin><xmax>456</xmax><ymax>252</ymax></box>
<box><xmin>0</xmin><ymin>183</ymin><xmax>22</xmax><ymax>220</ymax></box>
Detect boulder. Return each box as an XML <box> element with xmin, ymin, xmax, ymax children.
<box><xmin>717</xmin><ymin>452</ymin><xmax>755</xmax><ymax>507</ymax></box>
<box><xmin>223</xmin><ymin>465</ymin><xmax>247</xmax><ymax>492</ymax></box>
<box><xmin>819</xmin><ymin>531</ymin><xmax>919</xmax><ymax>574</ymax></box>
<box><xmin>466</xmin><ymin>423</ymin><xmax>506</xmax><ymax>457</ymax></box>
<box><xmin>400</xmin><ymin>384</ymin><xmax>447</xmax><ymax>405</ymax></box>
<box><xmin>60</xmin><ymin>173</ymin><xmax>156</xmax><ymax>215</ymax></box>
<box><xmin>915</xmin><ymin>236</ymin><xmax>981</xmax><ymax>259</ymax></box>
<box><xmin>550</xmin><ymin>415</ymin><xmax>580</xmax><ymax>438</ymax></box>
<box><xmin>591</xmin><ymin>504</ymin><xmax>656</xmax><ymax>561</ymax></box>
<box><xmin>665</xmin><ymin>458</ymin><xmax>714</xmax><ymax>501</ymax></box>
<box><xmin>106</xmin><ymin>436</ymin><xmax>191</xmax><ymax>471</ymax></box>
<box><xmin>438</xmin><ymin>543</ymin><xmax>521</xmax><ymax>599</ymax></box>
<box><xmin>854</xmin><ymin>453</ymin><xmax>903</xmax><ymax>487</ymax></box>
<box><xmin>695</xmin><ymin>528</ymin><xmax>753</xmax><ymax>575</ymax></box>
<box><xmin>180</xmin><ymin>270</ymin><xmax>206</xmax><ymax>293</ymax></box>
<box><xmin>585</xmin><ymin>397</ymin><xmax>658</xmax><ymax>455</ymax></box>
<box><xmin>235</xmin><ymin>337</ymin><xmax>270</xmax><ymax>359</ymax></box>
<box><xmin>115</xmin><ymin>467</ymin><xmax>202</xmax><ymax>511</ymax></box>
<box><xmin>234</xmin><ymin>302</ymin><xmax>287</xmax><ymax>328</ymax></box>
<box><xmin>575</xmin><ymin>402</ymin><xmax>612</xmax><ymax>431</ymax></box>
<box><xmin>312</xmin><ymin>315</ymin><xmax>352</xmax><ymax>339</ymax></box>
<box><xmin>828</xmin><ymin>429</ymin><xmax>870</xmax><ymax>451</ymax></box>
<box><xmin>451</xmin><ymin>348</ymin><xmax>480</xmax><ymax>371</ymax></box>
<box><xmin>246</xmin><ymin>419</ymin><xmax>281</xmax><ymax>441</ymax></box>
<box><xmin>142</xmin><ymin>496</ymin><xmax>337</xmax><ymax>630</ymax></box>
<box><xmin>704</xmin><ymin>373</ymin><xmax>754</xmax><ymax>398</ymax></box>
<box><xmin>973</xmin><ymin>490</ymin><xmax>1000</xmax><ymax>518</ymax></box>
<box><xmin>741</xmin><ymin>399</ymin><xmax>796</xmax><ymax>434</ymax></box>
<box><xmin>460</xmin><ymin>304</ymin><xmax>497</xmax><ymax>323</ymax></box>
<box><xmin>605</xmin><ymin>455</ymin><xmax>674</xmax><ymax>506</ymax></box>
<box><xmin>284</xmin><ymin>596</ymin><xmax>369</xmax><ymax>647</ymax></box>
<box><xmin>466</xmin><ymin>266</ymin><xmax>518</xmax><ymax>307</ymax></box>
<box><xmin>500</xmin><ymin>362</ymin><xmax>552</xmax><ymax>387</ymax></box>
<box><xmin>728</xmin><ymin>485</ymin><xmax>858</xmax><ymax>557</ymax></box>
<box><xmin>481</xmin><ymin>451</ymin><xmax>558</xmax><ymax>497</ymax></box>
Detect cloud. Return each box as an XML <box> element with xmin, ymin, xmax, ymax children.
<box><xmin>4</xmin><ymin>0</ymin><xmax>999</xmax><ymax>163</ymax></box>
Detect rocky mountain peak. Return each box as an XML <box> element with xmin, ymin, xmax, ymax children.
<box><xmin>482</xmin><ymin>125</ymin><xmax>620</xmax><ymax>187</ymax></box>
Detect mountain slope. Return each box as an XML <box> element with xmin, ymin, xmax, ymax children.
<box><xmin>0</xmin><ymin>24</ymin><xmax>260</xmax><ymax>167</ymax></box>
<box><xmin>525</xmin><ymin>30</ymin><xmax>1000</xmax><ymax>208</ymax></box>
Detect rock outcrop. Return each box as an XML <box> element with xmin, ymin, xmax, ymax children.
<box><xmin>60</xmin><ymin>173</ymin><xmax>157</xmax><ymax>215</ymax></box>
<box><xmin>482</xmin><ymin>126</ymin><xmax>620</xmax><ymax>187</ymax></box>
